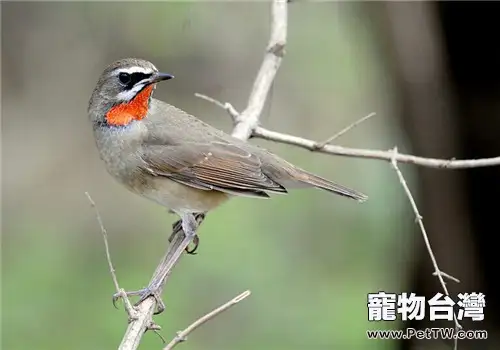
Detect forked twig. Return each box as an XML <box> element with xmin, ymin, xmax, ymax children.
<box><xmin>390</xmin><ymin>148</ymin><xmax>461</xmax><ymax>350</ymax></box>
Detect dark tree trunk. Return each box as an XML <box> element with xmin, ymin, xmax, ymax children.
<box><xmin>367</xmin><ymin>2</ymin><xmax>499</xmax><ymax>348</ymax></box>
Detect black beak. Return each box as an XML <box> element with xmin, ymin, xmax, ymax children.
<box><xmin>148</xmin><ymin>72</ymin><xmax>174</xmax><ymax>84</ymax></box>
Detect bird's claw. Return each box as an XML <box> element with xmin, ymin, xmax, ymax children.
<box><xmin>112</xmin><ymin>287</ymin><xmax>166</xmax><ymax>315</ymax></box>
<box><xmin>185</xmin><ymin>235</ymin><xmax>199</xmax><ymax>254</ymax></box>
<box><xmin>112</xmin><ymin>289</ymin><xmax>141</xmax><ymax>309</ymax></box>
<box><xmin>170</xmin><ymin>218</ymin><xmax>201</xmax><ymax>255</ymax></box>
<box><xmin>136</xmin><ymin>288</ymin><xmax>166</xmax><ymax>315</ymax></box>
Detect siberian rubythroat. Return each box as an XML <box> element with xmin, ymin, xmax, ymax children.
<box><xmin>88</xmin><ymin>58</ymin><xmax>367</xmax><ymax>311</ymax></box>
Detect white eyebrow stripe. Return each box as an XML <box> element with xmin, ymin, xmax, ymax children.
<box><xmin>115</xmin><ymin>66</ymin><xmax>155</xmax><ymax>75</ymax></box>
<box><xmin>116</xmin><ymin>83</ymin><xmax>147</xmax><ymax>101</ymax></box>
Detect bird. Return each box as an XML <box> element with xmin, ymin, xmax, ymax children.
<box><xmin>88</xmin><ymin>58</ymin><xmax>367</xmax><ymax>312</ymax></box>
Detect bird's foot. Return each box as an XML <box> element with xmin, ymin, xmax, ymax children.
<box><xmin>170</xmin><ymin>213</ymin><xmax>205</xmax><ymax>254</ymax></box>
<box><xmin>112</xmin><ymin>287</ymin><xmax>166</xmax><ymax>315</ymax></box>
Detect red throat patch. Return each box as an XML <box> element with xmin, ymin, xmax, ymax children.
<box><xmin>105</xmin><ymin>85</ymin><xmax>154</xmax><ymax>126</ymax></box>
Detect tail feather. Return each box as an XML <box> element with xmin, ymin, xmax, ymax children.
<box><xmin>297</xmin><ymin>171</ymin><xmax>368</xmax><ymax>202</ymax></box>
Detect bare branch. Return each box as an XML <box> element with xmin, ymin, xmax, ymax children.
<box><xmin>196</xmin><ymin>93</ymin><xmax>500</xmax><ymax>169</ymax></box>
<box><xmin>255</xmin><ymin>127</ymin><xmax>500</xmax><ymax>168</ymax></box>
<box><xmin>390</xmin><ymin>148</ymin><xmax>462</xmax><ymax>338</ymax></box>
<box><xmin>163</xmin><ymin>291</ymin><xmax>251</xmax><ymax>350</ymax></box>
<box><xmin>119</xmin><ymin>223</ymin><xmax>192</xmax><ymax>350</ymax></box>
<box><xmin>85</xmin><ymin>192</ymin><xmax>137</xmax><ymax>319</ymax></box>
<box><xmin>119</xmin><ymin>299</ymin><xmax>160</xmax><ymax>350</ymax></box>
<box><xmin>231</xmin><ymin>0</ymin><xmax>288</xmax><ymax>141</ymax></box>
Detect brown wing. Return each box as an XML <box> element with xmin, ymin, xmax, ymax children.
<box><xmin>140</xmin><ymin>141</ymin><xmax>288</xmax><ymax>198</ymax></box>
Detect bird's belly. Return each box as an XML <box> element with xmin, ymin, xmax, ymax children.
<box><xmin>139</xmin><ymin>177</ymin><xmax>230</xmax><ymax>213</ymax></box>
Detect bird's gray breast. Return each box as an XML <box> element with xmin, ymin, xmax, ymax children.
<box><xmin>94</xmin><ymin>121</ymin><xmax>149</xmax><ymax>186</ymax></box>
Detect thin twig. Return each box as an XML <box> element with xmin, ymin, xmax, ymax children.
<box><xmin>163</xmin><ymin>291</ymin><xmax>251</xmax><ymax>350</ymax></box>
<box><xmin>314</xmin><ymin>112</ymin><xmax>376</xmax><ymax>148</ymax></box>
<box><xmin>85</xmin><ymin>192</ymin><xmax>137</xmax><ymax>319</ymax></box>
<box><xmin>433</xmin><ymin>271</ymin><xmax>461</xmax><ymax>284</ymax></box>
<box><xmin>195</xmin><ymin>93</ymin><xmax>239</xmax><ymax>119</ymax></box>
<box><xmin>390</xmin><ymin>148</ymin><xmax>462</xmax><ymax>350</ymax></box>
<box><xmin>152</xmin><ymin>329</ymin><xmax>167</xmax><ymax>344</ymax></box>
<box><xmin>255</xmin><ymin>128</ymin><xmax>500</xmax><ymax>168</ymax></box>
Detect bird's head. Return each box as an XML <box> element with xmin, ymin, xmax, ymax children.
<box><xmin>88</xmin><ymin>58</ymin><xmax>173</xmax><ymax>127</ymax></box>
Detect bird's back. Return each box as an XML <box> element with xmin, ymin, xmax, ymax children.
<box><xmin>145</xmin><ymin>99</ymin><xmax>289</xmax><ymax>164</ymax></box>
<box><xmin>144</xmin><ymin>99</ymin><xmax>366</xmax><ymax>201</ymax></box>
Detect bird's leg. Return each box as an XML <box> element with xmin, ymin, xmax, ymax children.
<box><xmin>169</xmin><ymin>212</ymin><xmax>205</xmax><ymax>254</ymax></box>
<box><xmin>130</xmin><ymin>213</ymin><xmax>199</xmax><ymax>314</ymax></box>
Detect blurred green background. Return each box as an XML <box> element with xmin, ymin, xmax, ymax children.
<box><xmin>3</xmin><ymin>2</ymin><xmax>438</xmax><ymax>350</ymax></box>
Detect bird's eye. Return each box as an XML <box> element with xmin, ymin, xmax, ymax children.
<box><xmin>118</xmin><ymin>72</ymin><xmax>131</xmax><ymax>85</ymax></box>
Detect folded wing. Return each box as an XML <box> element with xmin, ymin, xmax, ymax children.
<box><xmin>140</xmin><ymin>141</ymin><xmax>288</xmax><ymax>198</ymax></box>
